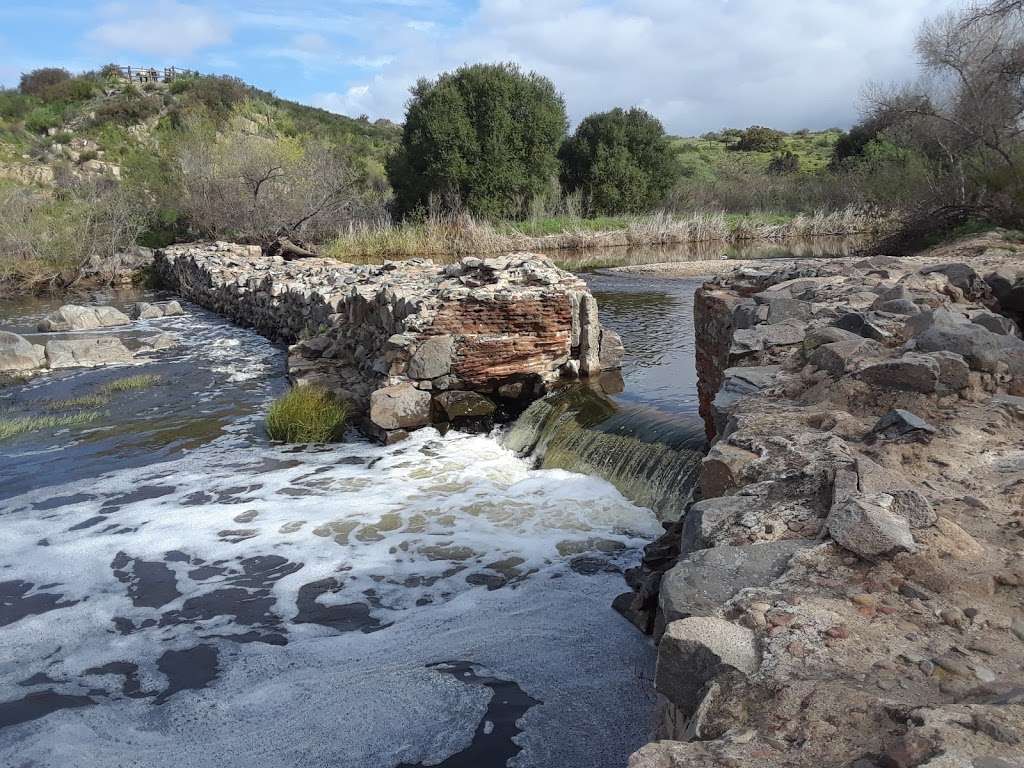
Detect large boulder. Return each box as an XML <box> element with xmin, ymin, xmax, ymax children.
<box><xmin>0</xmin><ymin>331</ymin><xmax>45</xmax><ymax>372</ymax></box>
<box><xmin>369</xmin><ymin>383</ymin><xmax>432</xmax><ymax>431</ymax></box>
<box><xmin>44</xmin><ymin>337</ymin><xmax>134</xmax><ymax>369</ymax></box>
<box><xmin>408</xmin><ymin>335</ymin><xmax>455</xmax><ymax>380</ymax></box>
<box><xmin>657</xmin><ymin>541</ymin><xmax>809</xmax><ymax>639</ymax></box>
<box><xmin>827</xmin><ymin>492</ymin><xmax>916</xmax><ymax>557</ymax></box>
<box><xmin>914</xmin><ymin>322</ymin><xmax>1024</xmax><ymax>373</ymax></box>
<box><xmin>857</xmin><ymin>353</ymin><xmax>939</xmax><ymax>393</ymax></box>
<box><xmin>37</xmin><ymin>305</ymin><xmax>130</xmax><ymax>332</ymax></box>
<box><xmin>655</xmin><ymin>617</ymin><xmax>759</xmax><ymax>717</ymax></box>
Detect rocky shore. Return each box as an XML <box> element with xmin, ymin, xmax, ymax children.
<box><xmin>154</xmin><ymin>242</ymin><xmax>623</xmax><ymax>442</ymax></box>
<box><xmin>621</xmin><ymin>233</ymin><xmax>1024</xmax><ymax>767</ymax></box>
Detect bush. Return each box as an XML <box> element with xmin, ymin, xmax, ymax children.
<box><xmin>387</xmin><ymin>62</ymin><xmax>568</xmax><ymax>220</ymax></box>
<box><xmin>731</xmin><ymin>126</ymin><xmax>786</xmax><ymax>153</ymax></box>
<box><xmin>19</xmin><ymin>68</ymin><xmax>71</xmax><ymax>98</ymax></box>
<box><xmin>94</xmin><ymin>91</ymin><xmax>162</xmax><ymax>125</ymax></box>
<box><xmin>41</xmin><ymin>77</ymin><xmax>97</xmax><ymax>104</ymax></box>
<box><xmin>77</xmin><ymin>150</ymin><xmax>98</xmax><ymax>164</ymax></box>
<box><xmin>185</xmin><ymin>75</ymin><xmax>249</xmax><ymax>116</ymax></box>
<box><xmin>767</xmin><ymin>151</ymin><xmax>800</xmax><ymax>175</ymax></box>
<box><xmin>24</xmin><ymin>105</ymin><xmax>61</xmax><ymax>134</ymax></box>
<box><xmin>559</xmin><ymin>107</ymin><xmax>680</xmax><ymax>215</ymax></box>
<box><xmin>265</xmin><ymin>386</ymin><xmax>349</xmax><ymax>443</ymax></box>
<box><xmin>0</xmin><ymin>89</ymin><xmax>38</xmax><ymax>120</ymax></box>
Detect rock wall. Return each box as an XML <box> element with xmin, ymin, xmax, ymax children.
<box><xmin>154</xmin><ymin>242</ymin><xmax>623</xmax><ymax>442</ymax></box>
<box><xmin>625</xmin><ymin>236</ymin><xmax>1024</xmax><ymax>768</ymax></box>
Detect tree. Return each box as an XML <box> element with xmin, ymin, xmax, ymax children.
<box><xmin>731</xmin><ymin>126</ymin><xmax>785</xmax><ymax>153</ymax></box>
<box><xmin>19</xmin><ymin>68</ymin><xmax>70</xmax><ymax>98</ymax></box>
<box><xmin>767</xmin><ymin>151</ymin><xmax>800</xmax><ymax>175</ymax></box>
<box><xmin>386</xmin><ymin>63</ymin><xmax>568</xmax><ymax>219</ymax></box>
<box><xmin>558</xmin><ymin>107</ymin><xmax>679</xmax><ymax>215</ymax></box>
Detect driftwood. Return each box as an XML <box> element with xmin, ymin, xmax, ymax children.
<box><xmin>265</xmin><ymin>236</ymin><xmax>319</xmax><ymax>261</ymax></box>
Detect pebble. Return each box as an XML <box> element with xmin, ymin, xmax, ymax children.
<box><xmin>940</xmin><ymin>607</ymin><xmax>968</xmax><ymax>630</ymax></box>
<box><xmin>825</xmin><ymin>625</ymin><xmax>849</xmax><ymax>639</ymax></box>
<box><xmin>851</xmin><ymin>594</ymin><xmax>876</xmax><ymax>607</ymax></box>
<box><xmin>919</xmin><ymin>660</ymin><xmax>934</xmax><ymax>676</ymax></box>
<box><xmin>933</xmin><ymin>655</ymin><xmax>972</xmax><ymax>677</ymax></box>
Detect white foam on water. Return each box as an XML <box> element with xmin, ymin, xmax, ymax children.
<box><xmin>1</xmin><ymin>425</ymin><xmax>660</xmax><ymax>767</ymax></box>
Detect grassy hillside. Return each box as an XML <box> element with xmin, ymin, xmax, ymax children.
<box><xmin>670</xmin><ymin>128</ymin><xmax>842</xmax><ymax>181</ymax></box>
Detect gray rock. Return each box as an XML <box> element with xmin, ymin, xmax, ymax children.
<box><xmin>38</xmin><ymin>304</ymin><xmax>130</xmax><ymax>332</ymax></box>
<box><xmin>802</xmin><ymin>326</ymin><xmax>861</xmax><ymax>354</ymax></box>
<box><xmin>138</xmin><ymin>332</ymin><xmax>178</xmax><ymax>351</ymax></box>
<box><xmin>889</xmin><ymin>489</ymin><xmax>937</xmax><ymax>528</ymax></box>
<box><xmin>93</xmin><ymin>306</ymin><xmax>132</xmax><ymax>327</ymax></box>
<box><xmin>925</xmin><ymin>351</ymin><xmax>970</xmax><ymax>393</ymax></box>
<box><xmin>680</xmin><ymin>496</ymin><xmax>755</xmax><ymax>554</ymax></box>
<box><xmin>920</xmin><ymin>262</ymin><xmax>991</xmax><ymax>301</ymax></box>
<box><xmin>875</xmin><ymin>298</ymin><xmax>920</xmax><ymax>315</ymax></box>
<box><xmin>985</xmin><ymin>268</ymin><xmax>1024</xmax><ymax>313</ymax></box>
<box><xmin>970</xmin><ymin>309</ymin><xmax>1020</xmax><ymax>337</ymax></box>
<box><xmin>827</xmin><ymin>492</ymin><xmax>916</xmax><ymax>557</ymax></box>
<box><xmin>733</xmin><ymin>300</ymin><xmax>768</xmax><ymax>330</ymax></box>
<box><xmin>655</xmin><ymin>617</ymin><xmax>759</xmax><ymax>716</ymax></box>
<box><xmin>578</xmin><ymin>293</ymin><xmax>602</xmax><ymax>376</ymax></box>
<box><xmin>914</xmin><ymin>322</ymin><xmax>1024</xmax><ymax>373</ymax></box>
<box><xmin>0</xmin><ymin>331</ymin><xmax>46</xmax><ymax>372</ymax></box>
<box><xmin>869</xmin><ymin>409</ymin><xmax>937</xmax><ymax>442</ymax></box>
<box><xmin>44</xmin><ymin>337</ymin><xmax>134</xmax><ymax>369</ymax></box>
<box><xmin>369</xmin><ymin>383</ymin><xmax>432</xmax><ymax>430</ymax></box>
<box><xmin>754</xmin><ymin>294</ymin><xmax>812</xmax><ymax>324</ymax></box>
<box><xmin>810</xmin><ymin>339</ymin><xmax>881</xmax><ymax>376</ymax></box>
<box><xmin>131</xmin><ymin>302</ymin><xmax>164</xmax><ymax>320</ymax></box>
<box><xmin>599</xmin><ymin>329</ymin><xmax>625</xmax><ymax>370</ymax></box>
<box><xmin>163</xmin><ymin>300</ymin><xmax>185</xmax><ymax>316</ymax></box>
<box><xmin>731</xmin><ymin>321</ymin><xmax>805</xmax><ymax>354</ymax></box>
<box><xmin>408</xmin><ymin>335</ymin><xmax>455</xmax><ymax>380</ymax></box>
<box><xmin>657</xmin><ymin>541</ymin><xmax>809</xmax><ymax>638</ymax></box>
<box><xmin>434</xmin><ymin>391</ymin><xmax>496</xmax><ymax>420</ymax></box>
<box><xmin>833</xmin><ymin>311</ymin><xmax>893</xmax><ymax>342</ymax></box>
<box><xmin>857</xmin><ymin>353</ymin><xmax>939</xmax><ymax>393</ymax></box>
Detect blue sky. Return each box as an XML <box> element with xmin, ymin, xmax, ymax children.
<box><xmin>0</xmin><ymin>0</ymin><xmax>957</xmax><ymax>134</ymax></box>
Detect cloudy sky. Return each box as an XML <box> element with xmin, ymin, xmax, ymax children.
<box><xmin>0</xmin><ymin>0</ymin><xmax>959</xmax><ymax>134</ymax></box>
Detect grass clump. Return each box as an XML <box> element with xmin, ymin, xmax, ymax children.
<box><xmin>98</xmin><ymin>374</ymin><xmax>161</xmax><ymax>394</ymax></box>
<box><xmin>44</xmin><ymin>393</ymin><xmax>108</xmax><ymax>411</ymax></box>
<box><xmin>265</xmin><ymin>386</ymin><xmax>349</xmax><ymax>444</ymax></box>
<box><xmin>0</xmin><ymin>410</ymin><xmax>102</xmax><ymax>442</ymax></box>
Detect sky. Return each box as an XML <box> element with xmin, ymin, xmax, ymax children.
<box><xmin>0</xmin><ymin>0</ymin><xmax>961</xmax><ymax>135</ymax></box>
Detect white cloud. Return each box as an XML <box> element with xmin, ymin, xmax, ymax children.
<box><xmin>88</xmin><ymin>1</ymin><xmax>230</xmax><ymax>57</ymax></box>
<box><xmin>406</xmin><ymin>20</ymin><xmax>436</xmax><ymax>32</ymax></box>
<box><xmin>317</xmin><ymin>0</ymin><xmax>959</xmax><ymax>133</ymax></box>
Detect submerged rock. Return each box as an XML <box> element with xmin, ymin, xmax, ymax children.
<box><xmin>0</xmin><ymin>331</ymin><xmax>45</xmax><ymax>372</ymax></box>
<box><xmin>44</xmin><ymin>337</ymin><xmax>134</xmax><ymax>369</ymax></box>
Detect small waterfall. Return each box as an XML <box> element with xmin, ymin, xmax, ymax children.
<box><xmin>503</xmin><ymin>382</ymin><xmax>707</xmax><ymax>521</ymax></box>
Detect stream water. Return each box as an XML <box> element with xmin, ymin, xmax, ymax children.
<box><xmin>0</xmin><ymin>240</ymin><xmax>851</xmax><ymax>767</ymax></box>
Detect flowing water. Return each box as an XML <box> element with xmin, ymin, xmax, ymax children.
<box><xmin>0</xmin><ymin>240</ymin><xmax>852</xmax><ymax>767</ymax></box>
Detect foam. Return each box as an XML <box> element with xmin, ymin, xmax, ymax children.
<box><xmin>0</xmin><ymin>302</ymin><xmax>660</xmax><ymax>767</ymax></box>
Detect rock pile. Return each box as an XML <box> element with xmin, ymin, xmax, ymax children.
<box><xmin>624</xmin><ymin>234</ymin><xmax>1024</xmax><ymax>768</ymax></box>
<box><xmin>154</xmin><ymin>242</ymin><xmax>623</xmax><ymax>442</ymax></box>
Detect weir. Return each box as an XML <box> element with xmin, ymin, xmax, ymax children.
<box><xmin>503</xmin><ymin>379</ymin><xmax>707</xmax><ymax>522</ymax></box>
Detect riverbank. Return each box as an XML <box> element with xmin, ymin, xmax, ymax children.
<box><xmin>324</xmin><ymin>209</ymin><xmax>895</xmax><ymax>263</ymax></box>
<box><xmin>621</xmin><ymin>232</ymin><xmax>1024</xmax><ymax>767</ymax></box>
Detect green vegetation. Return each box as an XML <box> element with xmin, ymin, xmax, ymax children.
<box><xmin>0</xmin><ymin>410</ymin><xmax>103</xmax><ymax>442</ymax></box>
<box><xmin>559</xmin><ymin>108</ymin><xmax>679</xmax><ymax>215</ymax></box>
<box><xmin>98</xmin><ymin>374</ymin><xmax>161</xmax><ymax>394</ymax></box>
<box><xmin>387</xmin><ymin>63</ymin><xmax>568</xmax><ymax>219</ymax></box>
<box><xmin>265</xmin><ymin>386</ymin><xmax>349</xmax><ymax>443</ymax></box>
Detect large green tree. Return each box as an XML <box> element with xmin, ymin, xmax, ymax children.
<box><xmin>387</xmin><ymin>63</ymin><xmax>568</xmax><ymax>219</ymax></box>
<box><xmin>558</xmin><ymin>107</ymin><xmax>678</xmax><ymax>215</ymax></box>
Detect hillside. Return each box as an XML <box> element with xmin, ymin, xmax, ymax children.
<box><xmin>670</xmin><ymin>128</ymin><xmax>842</xmax><ymax>181</ymax></box>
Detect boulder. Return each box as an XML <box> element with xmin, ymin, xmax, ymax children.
<box><xmin>599</xmin><ymin>329</ymin><xmax>625</xmax><ymax>370</ymax></box>
<box><xmin>731</xmin><ymin>322</ymin><xmax>805</xmax><ymax>354</ymax></box>
<box><xmin>919</xmin><ymin>262</ymin><xmax>991</xmax><ymax>302</ymax></box>
<box><xmin>433</xmin><ymin>391</ymin><xmax>496</xmax><ymax>420</ymax></box>
<box><xmin>985</xmin><ymin>268</ymin><xmax>1024</xmax><ymax>313</ymax></box>
<box><xmin>857</xmin><ymin>353</ymin><xmax>939</xmax><ymax>393</ymax></box>
<box><xmin>37</xmin><ymin>305</ymin><xmax>130</xmax><ymax>332</ymax></box>
<box><xmin>914</xmin><ymin>322</ymin><xmax>1024</xmax><ymax>373</ymax></box>
<box><xmin>827</xmin><ymin>492</ymin><xmax>916</xmax><ymax>557</ymax></box>
<box><xmin>802</xmin><ymin>326</ymin><xmax>861</xmax><ymax>355</ymax></box>
<box><xmin>408</xmin><ymin>335</ymin><xmax>455</xmax><ymax>380</ymax></box>
<box><xmin>869</xmin><ymin>409</ymin><xmax>937</xmax><ymax>443</ymax></box>
<box><xmin>657</xmin><ymin>541</ymin><xmax>809</xmax><ymax>638</ymax></box>
<box><xmin>655</xmin><ymin>617</ymin><xmax>759</xmax><ymax>716</ymax></box>
<box><xmin>131</xmin><ymin>302</ymin><xmax>164</xmax><ymax>320</ymax></box>
<box><xmin>138</xmin><ymin>333</ymin><xmax>178</xmax><ymax>351</ymax></box>
<box><xmin>0</xmin><ymin>331</ymin><xmax>45</xmax><ymax>372</ymax></box>
<box><xmin>44</xmin><ymin>337</ymin><xmax>134</xmax><ymax>369</ymax></box>
<box><xmin>925</xmin><ymin>351</ymin><xmax>970</xmax><ymax>394</ymax></box>
<box><xmin>889</xmin><ymin>488</ymin><xmax>937</xmax><ymax>529</ymax></box>
<box><xmin>369</xmin><ymin>383</ymin><xmax>432</xmax><ymax>431</ymax></box>
<box><xmin>679</xmin><ymin>496</ymin><xmax>755</xmax><ymax>554</ymax></box>
<box><xmin>970</xmin><ymin>309</ymin><xmax>1020</xmax><ymax>337</ymax></box>
<box><xmin>163</xmin><ymin>300</ymin><xmax>185</xmax><ymax>317</ymax></box>
<box><xmin>809</xmin><ymin>339</ymin><xmax>881</xmax><ymax>376</ymax></box>
<box><xmin>833</xmin><ymin>311</ymin><xmax>893</xmax><ymax>342</ymax></box>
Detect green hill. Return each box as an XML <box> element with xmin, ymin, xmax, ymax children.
<box><xmin>670</xmin><ymin>128</ymin><xmax>842</xmax><ymax>181</ymax></box>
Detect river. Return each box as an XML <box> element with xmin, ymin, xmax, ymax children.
<box><xmin>0</xmin><ymin>240</ymin><xmax>850</xmax><ymax>767</ymax></box>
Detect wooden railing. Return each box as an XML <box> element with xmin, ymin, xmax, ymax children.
<box><xmin>113</xmin><ymin>66</ymin><xmax>197</xmax><ymax>84</ymax></box>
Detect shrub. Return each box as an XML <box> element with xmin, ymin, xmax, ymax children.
<box><xmin>41</xmin><ymin>77</ymin><xmax>97</xmax><ymax>104</ymax></box>
<box><xmin>19</xmin><ymin>68</ymin><xmax>71</xmax><ymax>98</ymax></box>
<box><xmin>387</xmin><ymin>62</ymin><xmax>568</xmax><ymax>220</ymax></box>
<box><xmin>24</xmin><ymin>105</ymin><xmax>61</xmax><ymax>134</ymax></box>
<box><xmin>0</xmin><ymin>89</ymin><xmax>38</xmax><ymax>120</ymax></box>
<box><xmin>185</xmin><ymin>75</ymin><xmax>249</xmax><ymax>117</ymax></box>
<box><xmin>559</xmin><ymin>107</ymin><xmax>680</xmax><ymax>215</ymax></box>
<box><xmin>94</xmin><ymin>91</ymin><xmax>162</xmax><ymax>125</ymax></box>
<box><xmin>265</xmin><ymin>386</ymin><xmax>349</xmax><ymax>443</ymax></box>
<box><xmin>731</xmin><ymin>126</ymin><xmax>786</xmax><ymax>153</ymax></box>
<box><xmin>77</xmin><ymin>150</ymin><xmax>98</xmax><ymax>164</ymax></box>
<box><xmin>767</xmin><ymin>151</ymin><xmax>800</xmax><ymax>175</ymax></box>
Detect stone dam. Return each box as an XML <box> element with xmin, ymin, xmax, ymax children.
<box><xmin>154</xmin><ymin>242</ymin><xmax>624</xmax><ymax>443</ymax></box>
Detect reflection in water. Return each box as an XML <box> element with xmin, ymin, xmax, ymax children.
<box><xmin>554</xmin><ymin>235</ymin><xmax>867</xmax><ymax>270</ymax></box>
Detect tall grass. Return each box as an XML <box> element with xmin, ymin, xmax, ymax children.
<box><xmin>0</xmin><ymin>410</ymin><xmax>102</xmax><ymax>441</ymax></box>
<box><xmin>324</xmin><ymin>208</ymin><xmax>896</xmax><ymax>263</ymax></box>
<box><xmin>266</xmin><ymin>386</ymin><xmax>349</xmax><ymax>444</ymax></box>
<box><xmin>98</xmin><ymin>374</ymin><xmax>161</xmax><ymax>394</ymax></box>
